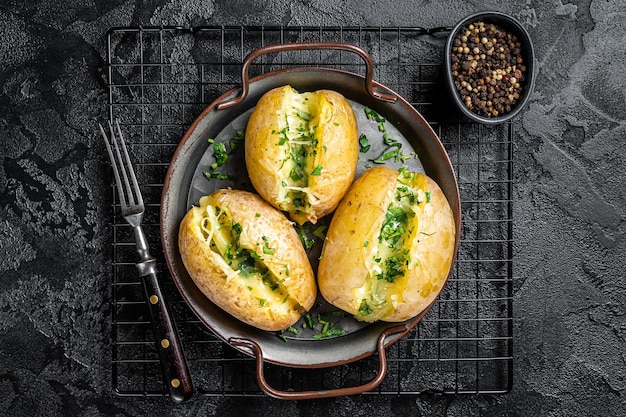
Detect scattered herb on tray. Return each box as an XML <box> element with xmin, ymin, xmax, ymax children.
<box><xmin>359</xmin><ymin>133</ymin><xmax>370</xmax><ymax>153</ymax></box>
<box><xmin>362</xmin><ymin>108</ymin><xmax>418</xmax><ymax>165</ymax></box>
<box><xmin>277</xmin><ymin>310</ymin><xmax>347</xmax><ymax>342</ymax></box>
<box><xmin>202</xmin><ymin>130</ymin><xmax>244</xmax><ymax>181</ymax></box>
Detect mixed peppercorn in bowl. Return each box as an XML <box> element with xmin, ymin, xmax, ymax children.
<box><xmin>444</xmin><ymin>11</ymin><xmax>536</xmax><ymax>124</ymax></box>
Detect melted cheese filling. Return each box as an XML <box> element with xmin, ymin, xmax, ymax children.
<box><xmin>273</xmin><ymin>89</ymin><xmax>323</xmax><ymax>216</ymax></box>
<box><xmin>197</xmin><ymin>202</ymin><xmax>296</xmax><ymax>313</ymax></box>
<box><xmin>354</xmin><ymin>171</ymin><xmax>429</xmax><ymax>322</ymax></box>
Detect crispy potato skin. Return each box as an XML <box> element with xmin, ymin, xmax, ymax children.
<box><xmin>245</xmin><ymin>85</ymin><xmax>358</xmax><ymax>224</ymax></box>
<box><xmin>178</xmin><ymin>189</ymin><xmax>316</xmax><ymax>331</ymax></box>
<box><xmin>318</xmin><ymin>167</ymin><xmax>456</xmax><ymax>322</ymax></box>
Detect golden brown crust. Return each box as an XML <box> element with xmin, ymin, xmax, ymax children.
<box><xmin>318</xmin><ymin>167</ymin><xmax>456</xmax><ymax>322</ymax></box>
<box><xmin>179</xmin><ymin>189</ymin><xmax>317</xmax><ymax>331</ymax></box>
<box><xmin>245</xmin><ymin>85</ymin><xmax>358</xmax><ymax>224</ymax></box>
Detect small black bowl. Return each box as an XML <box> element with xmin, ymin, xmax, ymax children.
<box><xmin>444</xmin><ymin>11</ymin><xmax>536</xmax><ymax>124</ymax></box>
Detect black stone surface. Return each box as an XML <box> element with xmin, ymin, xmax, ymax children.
<box><xmin>1</xmin><ymin>1</ymin><xmax>625</xmax><ymax>415</ymax></box>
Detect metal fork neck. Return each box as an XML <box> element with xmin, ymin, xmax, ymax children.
<box><xmin>134</xmin><ymin>225</ymin><xmax>157</xmax><ymax>276</ymax></box>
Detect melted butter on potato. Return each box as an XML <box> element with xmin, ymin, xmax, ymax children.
<box><xmin>245</xmin><ymin>85</ymin><xmax>358</xmax><ymax>224</ymax></box>
<box><xmin>179</xmin><ymin>189</ymin><xmax>317</xmax><ymax>331</ymax></box>
<box><xmin>318</xmin><ymin>167</ymin><xmax>456</xmax><ymax>323</ymax></box>
<box><xmin>354</xmin><ymin>169</ymin><xmax>428</xmax><ymax>322</ymax></box>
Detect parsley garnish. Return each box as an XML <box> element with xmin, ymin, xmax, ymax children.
<box><xmin>203</xmin><ymin>171</ymin><xmax>234</xmax><ymax>181</ymax></box>
<box><xmin>203</xmin><ymin>131</ymin><xmax>243</xmax><ymax>181</ymax></box>
<box><xmin>312</xmin><ymin>225</ymin><xmax>327</xmax><ymax>240</ymax></box>
<box><xmin>261</xmin><ymin>236</ymin><xmax>276</xmax><ymax>255</ymax></box>
<box><xmin>310</xmin><ymin>165</ymin><xmax>323</xmax><ymax>176</ymax></box>
<box><xmin>372</xmin><ymin>134</ymin><xmax>402</xmax><ymax>164</ymax></box>
<box><xmin>364</xmin><ymin>107</ymin><xmax>386</xmax><ymax>122</ymax></box>
<box><xmin>296</xmin><ymin>224</ymin><xmax>317</xmax><ymax>250</ymax></box>
<box><xmin>359</xmin><ymin>133</ymin><xmax>371</xmax><ymax>153</ymax></box>
<box><xmin>296</xmin><ymin>110</ymin><xmax>311</xmax><ymax>121</ymax></box>
<box><xmin>358</xmin><ymin>300</ymin><xmax>373</xmax><ymax>316</ymax></box>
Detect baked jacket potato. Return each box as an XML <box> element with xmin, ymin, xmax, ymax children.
<box><xmin>178</xmin><ymin>189</ymin><xmax>317</xmax><ymax>331</ymax></box>
<box><xmin>245</xmin><ymin>85</ymin><xmax>358</xmax><ymax>225</ymax></box>
<box><xmin>318</xmin><ymin>167</ymin><xmax>456</xmax><ymax>323</ymax></box>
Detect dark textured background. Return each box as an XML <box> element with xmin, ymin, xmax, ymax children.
<box><xmin>1</xmin><ymin>0</ymin><xmax>624</xmax><ymax>415</ymax></box>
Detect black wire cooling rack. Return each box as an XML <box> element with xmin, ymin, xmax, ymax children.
<box><xmin>106</xmin><ymin>26</ymin><xmax>514</xmax><ymax>397</ymax></box>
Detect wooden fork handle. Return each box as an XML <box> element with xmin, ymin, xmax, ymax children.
<box><xmin>141</xmin><ymin>269</ymin><xmax>193</xmax><ymax>402</ymax></box>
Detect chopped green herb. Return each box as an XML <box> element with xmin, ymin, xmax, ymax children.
<box><xmin>296</xmin><ymin>110</ymin><xmax>311</xmax><ymax>121</ymax></box>
<box><xmin>261</xmin><ymin>236</ymin><xmax>276</xmax><ymax>255</ymax></box>
<box><xmin>278</xmin><ymin>125</ymin><xmax>289</xmax><ymax>145</ymax></box>
<box><xmin>296</xmin><ymin>225</ymin><xmax>317</xmax><ymax>250</ymax></box>
<box><xmin>379</xmin><ymin>254</ymin><xmax>407</xmax><ymax>283</ymax></box>
<box><xmin>358</xmin><ymin>300</ymin><xmax>373</xmax><ymax>316</ymax></box>
<box><xmin>372</xmin><ymin>144</ymin><xmax>401</xmax><ymax>164</ymax></box>
<box><xmin>364</xmin><ymin>107</ymin><xmax>386</xmax><ymax>122</ymax></box>
<box><xmin>212</xmin><ymin>142</ymin><xmax>228</xmax><ymax>167</ymax></box>
<box><xmin>383</xmin><ymin>133</ymin><xmax>398</xmax><ymax>146</ymax></box>
<box><xmin>203</xmin><ymin>171</ymin><xmax>234</xmax><ymax>181</ymax></box>
<box><xmin>310</xmin><ymin>165</ymin><xmax>323</xmax><ymax>176</ymax></box>
<box><xmin>359</xmin><ymin>133</ymin><xmax>371</xmax><ymax>153</ymax></box>
<box><xmin>312</xmin><ymin>225</ymin><xmax>327</xmax><ymax>240</ymax></box>
<box><xmin>303</xmin><ymin>312</ymin><xmax>315</xmax><ymax>329</ymax></box>
<box><xmin>312</xmin><ymin>327</ymin><xmax>346</xmax><ymax>339</ymax></box>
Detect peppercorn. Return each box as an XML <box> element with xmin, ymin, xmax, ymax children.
<box><xmin>449</xmin><ymin>20</ymin><xmax>526</xmax><ymax>118</ymax></box>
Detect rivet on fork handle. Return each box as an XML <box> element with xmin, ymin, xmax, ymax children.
<box><xmin>140</xmin><ymin>269</ymin><xmax>193</xmax><ymax>402</ymax></box>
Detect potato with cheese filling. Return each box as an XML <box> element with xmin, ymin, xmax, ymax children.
<box><xmin>245</xmin><ymin>85</ymin><xmax>358</xmax><ymax>224</ymax></box>
<box><xmin>318</xmin><ymin>166</ymin><xmax>456</xmax><ymax>323</ymax></box>
<box><xmin>178</xmin><ymin>189</ymin><xmax>317</xmax><ymax>331</ymax></box>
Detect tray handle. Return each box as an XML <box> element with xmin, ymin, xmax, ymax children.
<box><xmin>217</xmin><ymin>41</ymin><xmax>398</xmax><ymax>110</ymax></box>
<box><xmin>230</xmin><ymin>324</ymin><xmax>408</xmax><ymax>400</ymax></box>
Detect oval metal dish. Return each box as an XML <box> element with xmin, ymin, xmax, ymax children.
<box><xmin>161</xmin><ymin>42</ymin><xmax>461</xmax><ymax>399</ymax></box>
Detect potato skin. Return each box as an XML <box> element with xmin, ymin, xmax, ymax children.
<box><xmin>245</xmin><ymin>85</ymin><xmax>358</xmax><ymax>224</ymax></box>
<box><xmin>318</xmin><ymin>167</ymin><xmax>456</xmax><ymax>322</ymax></box>
<box><xmin>178</xmin><ymin>189</ymin><xmax>316</xmax><ymax>331</ymax></box>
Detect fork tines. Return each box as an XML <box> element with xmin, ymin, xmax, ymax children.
<box><xmin>99</xmin><ymin>120</ymin><xmax>144</xmax><ymax>212</ymax></box>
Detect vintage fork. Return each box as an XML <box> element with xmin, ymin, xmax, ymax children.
<box><xmin>100</xmin><ymin>120</ymin><xmax>192</xmax><ymax>402</ymax></box>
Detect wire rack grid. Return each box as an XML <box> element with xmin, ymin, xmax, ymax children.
<box><xmin>106</xmin><ymin>26</ymin><xmax>513</xmax><ymax>398</ymax></box>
